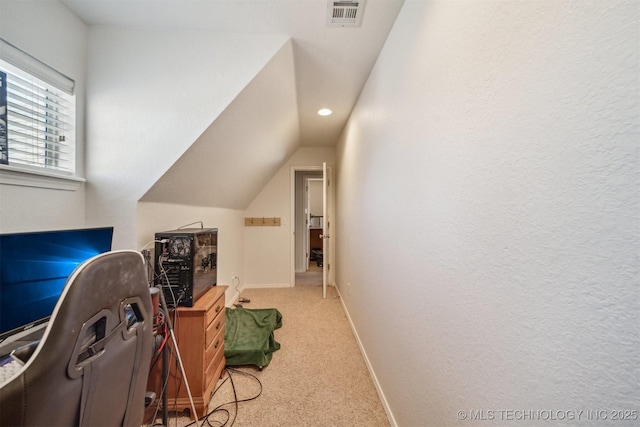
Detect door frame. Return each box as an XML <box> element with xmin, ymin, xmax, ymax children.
<box><xmin>290</xmin><ymin>165</ymin><xmax>334</xmax><ymax>292</ymax></box>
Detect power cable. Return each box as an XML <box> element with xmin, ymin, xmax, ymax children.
<box><xmin>183</xmin><ymin>367</ymin><xmax>263</xmax><ymax>427</ymax></box>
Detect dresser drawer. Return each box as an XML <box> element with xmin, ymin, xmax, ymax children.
<box><xmin>205</xmin><ymin>337</ymin><xmax>226</xmax><ymax>391</ymax></box>
<box><xmin>205</xmin><ymin>325</ymin><xmax>224</xmax><ymax>367</ymax></box>
<box><xmin>149</xmin><ymin>285</ymin><xmax>227</xmax><ymax>419</ymax></box>
<box><xmin>206</xmin><ymin>312</ymin><xmax>225</xmax><ymax>349</ymax></box>
<box><xmin>206</xmin><ymin>292</ymin><xmax>225</xmax><ymax>326</ymax></box>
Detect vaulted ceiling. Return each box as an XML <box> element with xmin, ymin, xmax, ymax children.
<box><xmin>62</xmin><ymin>0</ymin><xmax>405</xmax><ymax>147</ymax></box>
<box><xmin>140</xmin><ymin>40</ymin><xmax>301</xmax><ymax>208</ymax></box>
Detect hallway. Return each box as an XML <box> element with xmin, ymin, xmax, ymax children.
<box><xmin>295</xmin><ymin>263</ymin><xmax>322</xmax><ymax>286</ymax></box>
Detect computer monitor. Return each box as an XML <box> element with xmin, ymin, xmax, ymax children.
<box><xmin>0</xmin><ymin>227</ymin><xmax>114</xmax><ymax>345</ymax></box>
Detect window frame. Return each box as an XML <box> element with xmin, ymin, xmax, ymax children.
<box><xmin>0</xmin><ymin>38</ymin><xmax>84</xmax><ymax>190</ymax></box>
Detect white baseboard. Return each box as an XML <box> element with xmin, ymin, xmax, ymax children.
<box><xmin>239</xmin><ymin>283</ymin><xmax>293</xmax><ymax>291</ymax></box>
<box><xmin>231</xmin><ymin>281</ymin><xmax>395</xmax><ymax>425</ymax></box>
<box><xmin>335</xmin><ymin>286</ymin><xmax>398</xmax><ymax>427</ymax></box>
<box><xmin>225</xmin><ymin>288</ymin><xmax>241</xmax><ymax>307</ymax></box>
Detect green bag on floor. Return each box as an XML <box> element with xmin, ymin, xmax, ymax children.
<box><xmin>224</xmin><ymin>307</ymin><xmax>282</xmax><ymax>368</ymax></box>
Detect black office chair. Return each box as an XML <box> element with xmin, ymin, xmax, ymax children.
<box><xmin>0</xmin><ymin>250</ymin><xmax>154</xmax><ymax>426</ymax></box>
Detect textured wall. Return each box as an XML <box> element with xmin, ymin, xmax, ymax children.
<box><xmin>244</xmin><ymin>147</ymin><xmax>334</xmax><ymax>288</ymax></box>
<box><xmin>85</xmin><ymin>26</ymin><xmax>289</xmax><ymax>248</ymax></box>
<box><xmin>336</xmin><ymin>1</ymin><xmax>639</xmax><ymax>425</ymax></box>
<box><xmin>140</xmin><ymin>40</ymin><xmax>300</xmax><ymax>210</ymax></box>
<box><xmin>136</xmin><ymin>201</ymin><xmax>245</xmax><ymax>303</ymax></box>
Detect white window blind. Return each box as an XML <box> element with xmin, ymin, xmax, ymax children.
<box><xmin>0</xmin><ymin>38</ymin><xmax>76</xmax><ymax>175</ymax></box>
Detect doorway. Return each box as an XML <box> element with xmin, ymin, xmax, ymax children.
<box><xmin>293</xmin><ymin>170</ymin><xmax>322</xmax><ymax>286</ymax></box>
<box><xmin>290</xmin><ymin>165</ymin><xmax>334</xmax><ymax>296</ymax></box>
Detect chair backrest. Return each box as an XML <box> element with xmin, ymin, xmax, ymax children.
<box><xmin>0</xmin><ymin>250</ymin><xmax>153</xmax><ymax>426</ymax></box>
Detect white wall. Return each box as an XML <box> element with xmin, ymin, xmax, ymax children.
<box><xmin>308</xmin><ymin>179</ymin><xmax>323</xmax><ymax>217</ymax></box>
<box><xmin>138</xmin><ymin>147</ymin><xmax>335</xmax><ymax>298</ymax></box>
<box><xmin>136</xmin><ymin>202</ymin><xmax>244</xmax><ymax>304</ymax></box>
<box><xmin>0</xmin><ymin>0</ymin><xmax>87</xmax><ymax>233</ymax></box>
<box><xmin>244</xmin><ymin>147</ymin><xmax>334</xmax><ymax>288</ymax></box>
<box><xmin>85</xmin><ymin>25</ymin><xmax>289</xmax><ymax>249</ymax></box>
<box><xmin>139</xmin><ymin>39</ymin><xmax>300</xmax><ymax>211</ymax></box>
<box><xmin>336</xmin><ymin>1</ymin><xmax>639</xmax><ymax>426</ymax></box>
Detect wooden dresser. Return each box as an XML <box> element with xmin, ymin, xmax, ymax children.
<box><xmin>150</xmin><ymin>285</ymin><xmax>227</xmax><ymax>418</ymax></box>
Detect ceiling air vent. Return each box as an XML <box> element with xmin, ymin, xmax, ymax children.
<box><xmin>326</xmin><ymin>0</ymin><xmax>366</xmax><ymax>27</ymax></box>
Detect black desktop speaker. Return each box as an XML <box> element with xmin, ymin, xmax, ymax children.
<box><xmin>154</xmin><ymin>228</ymin><xmax>217</xmax><ymax>307</ymax></box>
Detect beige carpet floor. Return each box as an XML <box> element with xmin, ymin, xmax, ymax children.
<box><xmin>149</xmin><ymin>284</ymin><xmax>389</xmax><ymax>427</ymax></box>
<box><xmin>295</xmin><ymin>263</ymin><xmax>323</xmax><ymax>286</ymax></box>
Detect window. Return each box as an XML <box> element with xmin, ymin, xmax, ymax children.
<box><xmin>0</xmin><ymin>38</ymin><xmax>76</xmax><ymax>177</ymax></box>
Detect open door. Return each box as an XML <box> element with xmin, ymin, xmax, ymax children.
<box><xmin>321</xmin><ymin>162</ymin><xmax>330</xmax><ymax>298</ymax></box>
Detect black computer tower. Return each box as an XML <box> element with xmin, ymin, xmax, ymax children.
<box><xmin>154</xmin><ymin>228</ymin><xmax>217</xmax><ymax>307</ymax></box>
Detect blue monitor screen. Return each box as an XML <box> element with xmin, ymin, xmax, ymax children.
<box><xmin>0</xmin><ymin>227</ymin><xmax>114</xmax><ymax>338</ymax></box>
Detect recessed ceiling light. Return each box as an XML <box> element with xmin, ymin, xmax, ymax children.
<box><xmin>317</xmin><ymin>108</ymin><xmax>333</xmax><ymax>116</ymax></box>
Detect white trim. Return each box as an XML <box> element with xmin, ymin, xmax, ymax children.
<box><xmin>336</xmin><ymin>286</ymin><xmax>398</xmax><ymax>427</ymax></box>
<box><xmin>225</xmin><ymin>288</ymin><xmax>241</xmax><ymax>307</ymax></box>
<box><xmin>290</xmin><ymin>165</ymin><xmax>323</xmax><ymax>287</ymax></box>
<box><xmin>0</xmin><ymin>38</ymin><xmax>75</xmax><ymax>95</ymax></box>
<box><xmin>238</xmin><ymin>283</ymin><xmax>292</xmax><ymax>291</ymax></box>
<box><xmin>0</xmin><ymin>164</ymin><xmax>84</xmax><ymax>191</ymax></box>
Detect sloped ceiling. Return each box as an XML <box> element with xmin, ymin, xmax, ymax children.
<box><xmin>61</xmin><ymin>0</ymin><xmax>405</xmax><ymax>209</ymax></box>
<box><xmin>140</xmin><ymin>40</ymin><xmax>300</xmax><ymax>209</ymax></box>
<box><xmin>62</xmin><ymin>0</ymin><xmax>406</xmax><ymax>147</ymax></box>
